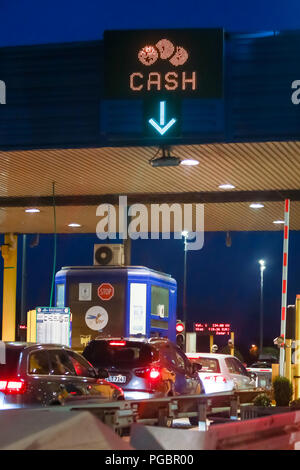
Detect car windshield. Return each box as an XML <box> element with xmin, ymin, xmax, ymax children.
<box><xmin>83</xmin><ymin>341</ymin><xmax>158</xmax><ymax>368</ymax></box>
<box><xmin>190</xmin><ymin>356</ymin><xmax>220</xmax><ymax>373</ymax></box>
<box><xmin>0</xmin><ymin>348</ymin><xmax>21</xmax><ymax>377</ymax></box>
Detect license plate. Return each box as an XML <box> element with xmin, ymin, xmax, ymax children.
<box><xmin>108</xmin><ymin>375</ymin><xmax>126</xmax><ymax>384</ymax></box>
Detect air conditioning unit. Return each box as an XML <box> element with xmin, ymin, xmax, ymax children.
<box><xmin>93</xmin><ymin>244</ymin><xmax>125</xmax><ymax>266</ymax></box>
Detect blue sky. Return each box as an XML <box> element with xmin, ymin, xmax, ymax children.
<box><xmin>1</xmin><ymin>0</ymin><xmax>300</xmax><ymax>47</ymax></box>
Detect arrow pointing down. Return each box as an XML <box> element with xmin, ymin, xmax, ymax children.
<box><xmin>148</xmin><ymin>101</ymin><xmax>176</xmax><ymax>135</ymax></box>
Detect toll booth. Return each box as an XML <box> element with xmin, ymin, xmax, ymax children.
<box><xmin>55</xmin><ymin>266</ymin><xmax>177</xmax><ymax>350</ymax></box>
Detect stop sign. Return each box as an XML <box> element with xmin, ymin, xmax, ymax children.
<box><xmin>97</xmin><ymin>283</ymin><xmax>114</xmax><ymax>301</ymax></box>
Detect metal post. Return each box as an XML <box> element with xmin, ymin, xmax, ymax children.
<box><xmin>197</xmin><ymin>400</ymin><xmax>207</xmax><ymax>431</ymax></box>
<box><xmin>124</xmin><ymin>237</ymin><xmax>131</xmax><ymax>265</ymax></box>
<box><xmin>230</xmin><ymin>332</ymin><xmax>235</xmax><ymax>356</ymax></box>
<box><xmin>295</xmin><ymin>296</ymin><xmax>300</xmax><ymax>399</ymax></box>
<box><xmin>230</xmin><ymin>393</ymin><xmax>239</xmax><ymax>420</ymax></box>
<box><xmin>20</xmin><ymin>234</ymin><xmax>27</xmax><ymax>325</ymax></box>
<box><xmin>285</xmin><ymin>339</ymin><xmax>292</xmax><ymax>383</ymax></box>
<box><xmin>210</xmin><ymin>335</ymin><xmax>214</xmax><ymax>352</ymax></box>
<box><xmin>259</xmin><ymin>261</ymin><xmax>265</xmax><ymax>353</ymax></box>
<box><xmin>183</xmin><ymin>234</ymin><xmax>187</xmax><ymax>324</ymax></box>
<box><xmin>1</xmin><ymin>234</ymin><xmax>18</xmax><ymax>341</ymax></box>
<box><xmin>279</xmin><ymin>199</ymin><xmax>290</xmax><ymax>376</ymax></box>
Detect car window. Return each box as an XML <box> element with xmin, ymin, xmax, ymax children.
<box><xmin>0</xmin><ymin>348</ymin><xmax>21</xmax><ymax>377</ymax></box>
<box><xmin>174</xmin><ymin>349</ymin><xmax>186</xmax><ymax>370</ymax></box>
<box><xmin>191</xmin><ymin>357</ymin><xmax>220</xmax><ymax>373</ymax></box>
<box><xmin>159</xmin><ymin>344</ymin><xmax>177</xmax><ymax>367</ymax></box>
<box><xmin>232</xmin><ymin>358</ymin><xmax>249</xmax><ymax>376</ymax></box>
<box><xmin>48</xmin><ymin>350</ymin><xmax>76</xmax><ymax>376</ymax></box>
<box><xmin>225</xmin><ymin>358</ymin><xmax>236</xmax><ymax>374</ymax></box>
<box><xmin>28</xmin><ymin>350</ymin><xmax>50</xmax><ymax>375</ymax></box>
<box><xmin>67</xmin><ymin>351</ymin><xmax>96</xmax><ymax>378</ymax></box>
<box><xmin>83</xmin><ymin>341</ymin><xmax>156</xmax><ymax>368</ymax></box>
<box><xmin>226</xmin><ymin>357</ymin><xmax>248</xmax><ymax>376</ymax></box>
<box><xmin>174</xmin><ymin>347</ymin><xmax>192</xmax><ymax>372</ymax></box>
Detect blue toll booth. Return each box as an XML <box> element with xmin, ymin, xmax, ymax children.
<box><xmin>55</xmin><ymin>266</ymin><xmax>177</xmax><ymax>350</ymax></box>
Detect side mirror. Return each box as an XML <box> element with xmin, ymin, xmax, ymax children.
<box><xmin>97</xmin><ymin>368</ymin><xmax>109</xmax><ymax>379</ymax></box>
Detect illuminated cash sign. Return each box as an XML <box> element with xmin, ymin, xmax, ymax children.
<box><xmin>194</xmin><ymin>323</ymin><xmax>231</xmax><ymax>336</ymax></box>
<box><xmin>104</xmin><ymin>29</ymin><xmax>223</xmax><ymax>98</ymax></box>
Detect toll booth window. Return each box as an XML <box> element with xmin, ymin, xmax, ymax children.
<box><xmin>56</xmin><ymin>284</ymin><xmax>65</xmax><ymax>308</ymax></box>
<box><xmin>151</xmin><ymin>285</ymin><xmax>169</xmax><ymax>318</ymax></box>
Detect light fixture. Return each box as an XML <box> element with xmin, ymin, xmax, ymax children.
<box><xmin>226</xmin><ymin>231</ymin><xmax>232</xmax><ymax>247</ymax></box>
<box><xmin>182</xmin><ymin>230</ymin><xmax>189</xmax><ymax>238</ymax></box>
<box><xmin>218</xmin><ymin>183</ymin><xmax>235</xmax><ymax>190</ymax></box>
<box><xmin>68</xmin><ymin>223</ymin><xmax>81</xmax><ymax>228</ymax></box>
<box><xmin>273</xmin><ymin>220</ymin><xmax>285</xmax><ymax>225</ymax></box>
<box><xmin>149</xmin><ymin>145</ymin><xmax>181</xmax><ymax>167</ymax></box>
<box><xmin>25</xmin><ymin>208</ymin><xmax>40</xmax><ymax>213</ymax></box>
<box><xmin>180</xmin><ymin>159</ymin><xmax>199</xmax><ymax>166</ymax></box>
<box><xmin>259</xmin><ymin>259</ymin><xmax>266</xmax><ymax>270</ymax></box>
<box><xmin>250</xmin><ymin>203</ymin><xmax>264</xmax><ymax>209</ymax></box>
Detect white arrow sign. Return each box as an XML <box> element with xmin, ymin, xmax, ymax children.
<box><xmin>148</xmin><ymin>101</ymin><xmax>176</xmax><ymax>135</ymax></box>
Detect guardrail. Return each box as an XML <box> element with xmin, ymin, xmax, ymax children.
<box><xmin>32</xmin><ymin>388</ymin><xmax>265</xmax><ymax>433</ymax></box>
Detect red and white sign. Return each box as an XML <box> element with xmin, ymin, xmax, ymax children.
<box><xmin>97</xmin><ymin>283</ymin><xmax>114</xmax><ymax>301</ymax></box>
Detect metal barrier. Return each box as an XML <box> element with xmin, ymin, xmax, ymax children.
<box><xmin>20</xmin><ymin>388</ymin><xmax>264</xmax><ymax>433</ymax></box>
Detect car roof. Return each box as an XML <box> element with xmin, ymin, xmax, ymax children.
<box><xmin>91</xmin><ymin>336</ymin><xmax>169</xmax><ymax>344</ymax></box>
<box><xmin>186</xmin><ymin>352</ymin><xmax>235</xmax><ymax>360</ymax></box>
<box><xmin>3</xmin><ymin>342</ymin><xmax>73</xmax><ymax>352</ymax></box>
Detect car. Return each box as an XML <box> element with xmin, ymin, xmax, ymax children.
<box><xmin>186</xmin><ymin>353</ymin><xmax>257</xmax><ymax>394</ymax></box>
<box><xmin>246</xmin><ymin>361</ymin><xmax>273</xmax><ymax>389</ymax></box>
<box><xmin>0</xmin><ymin>342</ymin><xmax>124</xmax><ymax>410</ymax></box>
<box><xmin>83</xmin><ymin>337</ymin><xmax>204</xmax><ymax>400</ymax></box>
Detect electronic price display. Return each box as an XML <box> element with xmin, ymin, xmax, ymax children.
<box><xmin>104</xmin><ymin>29</ymin><xmax>223</xmax><ymax>99</ymax></box>
<box><xmin>193</xmin><ymin>322</ymin><xmax>231</xmax><ymax>336</ymax></box>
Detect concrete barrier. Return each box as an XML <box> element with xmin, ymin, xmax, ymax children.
<box><xmin>130</xmin><ymin>423</ymin><xmax>215</xmax><ymax>450</ymax></box>
<box><xmin>0</xmin><ymin>409</ymin><xmax>133</xmax><ymax>450</ymax></box>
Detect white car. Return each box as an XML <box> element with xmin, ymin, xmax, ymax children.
<box><xmin>186</xmin><ymin>353</ymin><xmax>256</xmax><ymax>394</ymax></box>
<box><xmin>246</xmin><ymin>361</ymin><xmax>272</xmax><ymax>389</ymax></box>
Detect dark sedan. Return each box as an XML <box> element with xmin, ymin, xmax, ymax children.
<box><xmin>0</xmin><ymin>342</ymin><xmax>124</xmax><ymax>409</ymax></box>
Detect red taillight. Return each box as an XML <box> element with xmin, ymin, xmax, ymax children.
<box><xmin>149</xmin><ymin>368</ymin><xmax>161</xmax><ymax>380</ymax></box>
<box><xmin>109</xmin><ymin>341</ymin><xmax>126</xmax><ymax>347</ymax></box>
<box><xmin>0</xmin><ymin>379</ymin><xmax>26</xmax><ymax>394</ymax></box>
<box><xmin>135</xmin><ymin>367</ymin><xmax>161</xmax><ymax>381</ymax></box>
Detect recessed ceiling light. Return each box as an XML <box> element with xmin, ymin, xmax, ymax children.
<box><xmin>218</xmin><ymin>183</ymin><xmax>236</xmax><ymax>190</ymax></box>
<box><xmin>68</xmin><ymin>223</ymin><xmax>82</xmax><ymax>228</ymax></box>
<box><xmin>25</xmin><ymin>208</ymin><xmax>40</xmax><ymax>213</ymax></box>
<box><xmin>180</xmin><ymin>159</ymin><xmax>199</xmax><ymax>166</ymax></box>
<box><xmin>250</xmin><ymin>203</ymin><xmax>264</xmax><ymax>209</ymax></box>
<box><xmin>273</xmin><ymin>220</ymin><xmax>285</xmax><ymax>224</ymax></box>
